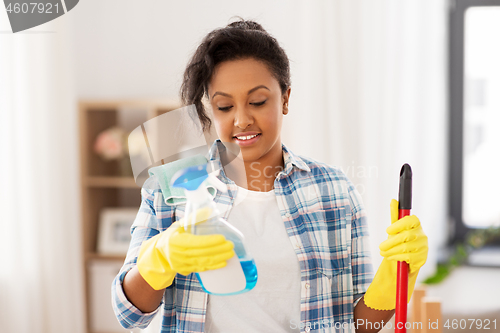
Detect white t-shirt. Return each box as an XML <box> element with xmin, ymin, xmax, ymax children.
<box><xmin>205</xmin><ymin>186</ymin><xmax>301</xmax><ymax>333</ymax></box>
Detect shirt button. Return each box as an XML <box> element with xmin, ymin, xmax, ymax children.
<box><xmin>295</xmin><ymin>243</ymin><xmax>301</xmax><ymax>248</ymax></box>
<box><xmin>305</xmin><ymin>327</ymin><xmax>311</xmax><ymax>332</ymax></box>
<box><xmin>305</xmin><ymin>283</ymin><xmax>310</xmax><ymax>289</ymax></box>
<box><xmin>285</xmin><ymin>212</ymin><xmax>291</xmax><ymax>218</ymax></box>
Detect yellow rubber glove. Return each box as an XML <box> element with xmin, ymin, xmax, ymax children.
<box><xmin>364</xmin><ymin>199</ymin><xmax>428</xmax><ymax>310</ymax></box>
<box><xmin>136</xmin><ymin>207</ymin><xmax>235</xmax><ymax>290</ymax></box>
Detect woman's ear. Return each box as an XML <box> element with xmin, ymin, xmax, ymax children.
<box><xmin>282</xmin><ymin>87</ymin><xmax>291</xmax><ymax>115</ymax></box>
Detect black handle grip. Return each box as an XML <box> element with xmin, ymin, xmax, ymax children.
<box><xmin>398</xmin><ymin>164</ymin><xmax>412</xmax><ymax>210</ymax></box>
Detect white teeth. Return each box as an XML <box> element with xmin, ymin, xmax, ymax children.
<box><xmin>236</xmin><ymin>134</ymin><xmax>258</xmax><ymax>140</ymax></box>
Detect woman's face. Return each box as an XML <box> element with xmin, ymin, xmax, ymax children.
<box><xmin>208</xmin><ymin>58</ymin><xmax>290</xmax><ymax>165</ymax></box>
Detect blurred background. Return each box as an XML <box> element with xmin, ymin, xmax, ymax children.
<box><xmin>1</xmin><ymin>0</ymin><xmax>499</xmax><ymax>332</ymax></box>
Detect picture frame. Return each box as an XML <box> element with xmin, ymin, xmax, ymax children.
<box><xmin>97</xmin><ymin>208</ymin><xmax>138</xmax><ymax>256</ymax></box>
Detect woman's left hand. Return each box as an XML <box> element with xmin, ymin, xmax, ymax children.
<box><xmin>364</xmin><ymin>199</ymin><xmax>428</xmax><ymax>310</ymax></box>
<box><xmin>379</xmin><ymin>199</ymin><xmax>428</xmax><ymax>273</ymax></box>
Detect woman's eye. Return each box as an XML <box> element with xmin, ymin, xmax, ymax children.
<box><xmin>217</xmin><ymin>106</ymin><xmax>233</xmax><ymax>111</ymax></box>
<box><xmin>250</xmin><ymin>100</ymin><xmax>267</xmax><ymax>106</ymax></box>
<box><xmin>217</xmin><ymin>100</ymin><xmax>266</xmax><ymax>111</ymax></box>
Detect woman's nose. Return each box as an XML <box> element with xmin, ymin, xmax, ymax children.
<box><xmin>233</xmin><ymin>106</ymin><xmax>253</xmax><ymax>129</ymax></box>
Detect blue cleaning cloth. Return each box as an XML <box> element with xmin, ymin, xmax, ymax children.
<box><xmin>148</xmin><ymin>154</ymin><xmax>216</xmax><ymax>206</ymax></box>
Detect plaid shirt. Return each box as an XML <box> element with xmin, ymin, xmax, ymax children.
<box><xmin>112</xmin><ymin>140</ymin><xmax>374</xmax><ymax>333</ymax></box>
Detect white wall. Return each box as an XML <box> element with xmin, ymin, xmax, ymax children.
<box><xmin>70</xmin><ymin>0</ymin><xmax>300</xmax><ymax>99</ymax></box>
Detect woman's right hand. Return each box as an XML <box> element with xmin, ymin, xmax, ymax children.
<box><xmin>136</xmin><ymin>209</ymin><xmax>235</xmax><ymax>290</ymax></box>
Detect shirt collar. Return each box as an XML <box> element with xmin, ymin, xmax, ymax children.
<box><xmin>281</xmin><ymin>142</ymin><xmax>311</xmax><ymax>173</ymax></box>
<box><xmin>207</xmin><ymin>139</ymin><xmax>310</xmax><ymax>179</ymax></box>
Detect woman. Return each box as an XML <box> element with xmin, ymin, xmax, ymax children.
<box><xmin>112</xmin><ymin>19</ymin><xmax>428</xmax><ymax>333</ymax></box>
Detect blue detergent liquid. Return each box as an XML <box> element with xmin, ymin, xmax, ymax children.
<box><xmin>196</xmin><ymin>258</ymin><xmax>258</xmax><ymax>296</ymax></box>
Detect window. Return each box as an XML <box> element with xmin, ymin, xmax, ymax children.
<box><xmin>449</xmin><ymin>0</ymin><xmax>500</xmax><ymax>242</ymax></box>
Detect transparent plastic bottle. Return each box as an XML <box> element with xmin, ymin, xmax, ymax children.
<box><xmin>170</xmin><ymin>163</ymin><xmax>258</xmax><ymax>295</ymax></box>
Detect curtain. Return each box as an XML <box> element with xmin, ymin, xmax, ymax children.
<box><xmin>0</xmin><ymin>13</ymin><xmax>84</xmax><ymax>333</ymax></box>
<box><xmin>281</xmin><ymin>0</ymin><xmax>448</xmax><ymax>279</ymax></box>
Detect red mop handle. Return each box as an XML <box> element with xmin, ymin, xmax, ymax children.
<box><xmin>395</xmin><ymin>209</ymin><xmax>410</xmax><ymax>332</ymax></box>
<box><xmin>396</xmin><ymin>164</ymin><xmax>412</xmax><ymax>333</ymax></box>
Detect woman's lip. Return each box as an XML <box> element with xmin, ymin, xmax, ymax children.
<box><xmin>233</xmin><ymin>133</ymin><xmax>261</xmax><ymax>146</ymax></box>
<box><xmin>233</xmin><ymin>131</ymin><xmax>260</xmax><ymax>137</ymax></box>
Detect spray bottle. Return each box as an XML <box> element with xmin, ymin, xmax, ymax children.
<box><xmin>170</xmin><ymin>163</ymin><xmax>258</xmax><ymax>295</ymax></box>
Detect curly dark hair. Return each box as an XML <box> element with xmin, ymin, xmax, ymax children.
<box><xmin>180</xmin><ymin>18</ymin><xmax>291</xmax><ymax>132</ymax></box>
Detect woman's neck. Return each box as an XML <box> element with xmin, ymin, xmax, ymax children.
<box><xmin>220</xmin><ymin>146</ymin><xmax>284</xmax><ymax>192</ymax></box>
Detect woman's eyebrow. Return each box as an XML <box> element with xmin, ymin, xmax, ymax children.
<box><xmin>211</xmin><ymin>85</ymin><xmax>270</xmax><ymax>99</ymax></box>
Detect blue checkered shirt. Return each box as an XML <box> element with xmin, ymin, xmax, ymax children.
<box><xmin>112</xmin><ymin>140</ymin><xmax>374</xmax><ymax>333</ymax></box>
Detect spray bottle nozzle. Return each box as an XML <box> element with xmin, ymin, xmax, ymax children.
<box><xmin>170</xmin><ymin>164</ymin><xmax>208</xmax><ymax>191</ymax></box>
<box><xmin>170</xmin><ymin>162</ymin><xmax>227</xmax><ymax>193</ymax></box>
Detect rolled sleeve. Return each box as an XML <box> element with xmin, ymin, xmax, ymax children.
<box><xmin>111</xmin><ymin>176</ymin><xmax>168</xmax><ymax>329</ymax></box>
<box><xmin>353</xmin><ymin>293</ymin><xmax>364</xmax><ymax>308</ymax></box>
<box><xmin>111</xmin><ymin>268</ymin><xmax>162</xmax><ymax>329</ymax></box>
<box><xmin>348</xmin><ymin>183</ymin><xmax>374</xmax><ymax>297</ymax></box>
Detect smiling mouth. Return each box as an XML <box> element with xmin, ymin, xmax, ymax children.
<box><xmin>233</xmin><ymin>133</ymin><xmax>261</xmax><ymax>141</ymax></box>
